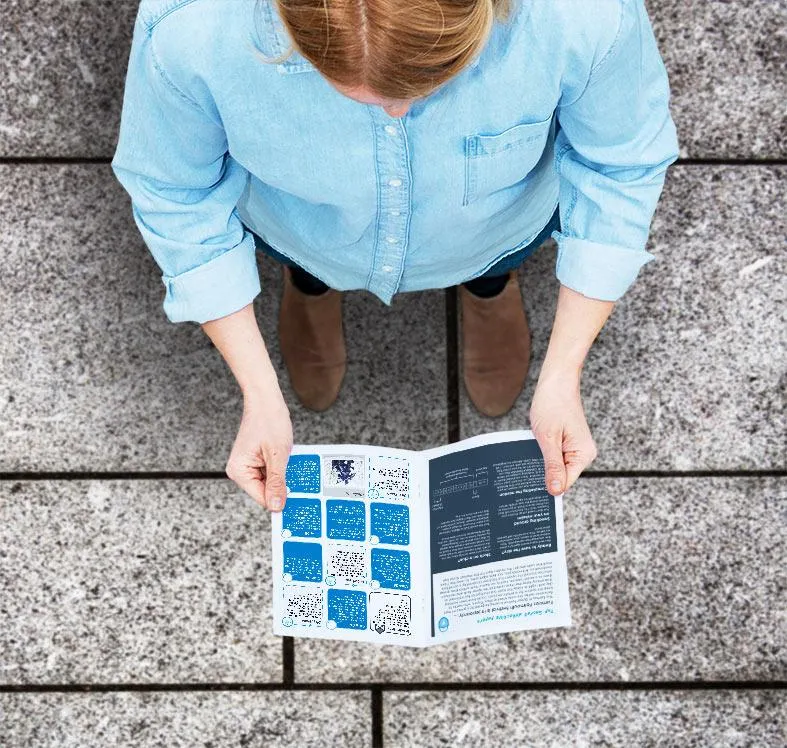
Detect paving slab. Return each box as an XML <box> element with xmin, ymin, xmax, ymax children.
<box><xmin>652</xmin><ymin>0</ymin><xmax>787</xmax><ymax>159</ymax></box>
<box><xmin>294</xmin><ymin>477</ymin><xmax>786</xmax><ymax>682</ymax></box>
<box><xmin>0</xmin><ymin>164</ymin><xmax>447</xmax><ymax>471</ymax></box>
<box><xmin>384</xmin><ymin>690</ymin><xmax>786</xmax><ymax>747</ymax></box>
<box><xmin>461</xmin><ymin>165</ymin><xmax>786</xmax><ymax>471</ymax></box>
<box><xmin>1</xmin><ymin>0</ymin><xmax>784</xmax><ymax>158</ymax></box>
<box><xmin>0</xmin><ymin>479</ymin><xmax>281</xmax><ymax>684</ymax></box>
<box><xmin>0</xmin><ymin>691</ymin><xmax>371</xmax><ymax>748</ymax></box>
<box><xmin>1</xmin><ymin>0</ymin><xmax>134</xmax><ymax>158</ymax></box>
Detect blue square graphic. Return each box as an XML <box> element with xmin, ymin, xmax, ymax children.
<box><xmin>327</xmin><ymin>589</ymin><xmax>367</xmax><ymax>630</ymax></box>
<box><xmin>283</xmin><ymin>541</ymin><xmax>322</xmax><ymax>582</ymax></box>
<box><xmin>282</xmin><ymin>498</ymin><xmax>321</xmax><ymax>538</ymax></box>
<box><xmin>326</xmin><ymin>500</ymin><xmax>365</xmax><ymax>541</ymax></box>
<box><xmin>371</xmin><ymin>548</ymin><xmax>411</xmax><ymax>590</ymax></box>
<box><xmin>370</xmin><ymin>503</ymin><xmax>409</xmax><ymax>546</ymax></box>
<box><xmin>285</xmin><ymin>454</ymin><xmax>321</xmax><ymax>494</ymax></box>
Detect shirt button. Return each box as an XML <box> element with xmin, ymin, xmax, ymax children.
<box><xmin>389</xmin><ymin>210</ymin><xmax>401</xmax><ymax>217</ymax></box>
<box><xmin>388</xmin><ymin>178</ymin><xmax>402</xmax><ymax>187</ymax></box>
<box><xmin>386</xmin><ymin>236</ymin><xmax>398</xmax><ymax>244</ymax></box>
<box><xmin>384</xmin><ymin>125</ymin><xmax>397</xmax><ymax>136</ymax></box>
<box><xmin>382</xmin><ymin>265</ymin><xmax>394</xmax><ymax>273</ymax></box>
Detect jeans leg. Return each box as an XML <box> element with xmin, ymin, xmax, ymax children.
<box><xmin>462</xmin><ymin>204</ymin><xmax>562</xmax><ymax>296</ymax></box>
<box><xmin>463</xmin><ymin>273</ymin><xmax>510</xmax><ymax>298</ymax></box>
<box><xmin>289</xmin><ymin>265</ymin><xmax>330</xmax><ymax>295</ymax></box>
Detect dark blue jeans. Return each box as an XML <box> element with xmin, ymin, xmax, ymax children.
<box><xmin>473</xmin><ymin>205</ymin><xmax>560</xmax><ymax>278</ymax></box>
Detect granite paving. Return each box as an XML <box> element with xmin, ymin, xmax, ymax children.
<box><xmin>461</xmin><ymin>166</ymin><xmax>786</xmax><ymax>471</ymax></box>
<box><xmin>295</xmin><ymin>477</ymin><xmax>786</xmax><ymax>682</ymax></box>
<box><xmin>0</xmin><ymin>165</ymin><xmax>447</xmax><ymax>472</ymax></box>
<box><xmin>652</xmin><ymin>0</ymin><xmax>787</xmax><ymax>159</ymax></box>
<box><xmin>3</xmin><ymin>166</ymin><xmax>783</xmax><ymax>473</ymax></box>
<box><xmin>0</xmin><ymin>479</ymin><xmax>281</xmax><ymax>684</ymax></box>
<box><xmin>384</xmin><ymin>690</ymin><xmax>787</xmax><ymax>747</ymax></box>
<box><xmin>0</xmin><ymin>691</ymin><xmax>371</xmax><ymax>748</ymax></box>
<box><xmin>1</xmin><ymin>0</ymin><xmax>784</xmax><ymax>158</ymax></box>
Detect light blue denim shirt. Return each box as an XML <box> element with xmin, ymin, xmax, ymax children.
<box><xmin>111</xmin><ymin>0</ymin><xmax>679</xmax><ymax>323</ymax></box>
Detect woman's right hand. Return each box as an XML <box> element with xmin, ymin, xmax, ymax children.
<box><xmin>225</xmin><ymin>392</ymin><xmax>293</xmax><ymax>512</ymax></box>
<box><xmin>201</xmin><ymin>303</ymin><xmax>295</xmax><ymax>512</ymax></box>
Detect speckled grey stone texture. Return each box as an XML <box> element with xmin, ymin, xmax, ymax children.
<box><xmin>461</xmin><ymin>166</ymin><xmax>786</xmax><ymax>471</ymax></box>
<box><xmin>0</xmin><ymin>479</ymin><xmax>281</xmax><ymax>683</ymax></box>
<box><xmin>0</xmin><ymin>165</ymin><xmax>447</xmax><ymax>471</ymax></box>
<box><xmin>1</xmin><ymin>0</ymin><xmax>135</xmax><ymax>157</ymax></box>
<box><xmin>0</xmin><ymin>691</ymin><xmax>371</xmax><ymax>748</ymax></box>
<box><xmin>1</xmin><ymin>0</ymin><xmax>784</xmax><ymax>158</ymax></box>
<box><xmin>294</xmin><ymin>477</ymin><xmax>786</xmax><ymax>682</ymax></box>
<box><xmin>384</xmin><ymin>690</ymin><xmax>786</xmax><ymax>748</ymax></box>
<box><xmin>650</xmin><ymin>0</ymin><xmax>787</xmax><ymax>159</ymax></box>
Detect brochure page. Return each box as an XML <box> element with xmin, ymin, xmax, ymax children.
<box><xmin>270</xmin><ymin>443</ymin><xmax>431</xmax><ymax>646</ymax></box>
<box><xmin>424</xmin><ymin>430</ymin><xmax>571</xmax><ymax>643</ymax></box>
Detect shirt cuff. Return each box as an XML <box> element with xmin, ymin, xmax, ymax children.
<box><xmin>552</xmin><ymin>231</ymin><xmax>655</xmax><ymax>302</ymax></box>
<box><xmin>161</xmin><ymin>233</ymin><xmax>261</xmax><ymax>323</ymax></box>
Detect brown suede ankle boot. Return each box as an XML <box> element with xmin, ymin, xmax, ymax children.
<box><xmin>278</xmin><ymin>266</ymin><xmax>346</xmax><ymax>411</ymax></box>
<box><xmin>459</xmin><ymin>270</ymin><xmax>530</xmax><ymax>417</ymax></box>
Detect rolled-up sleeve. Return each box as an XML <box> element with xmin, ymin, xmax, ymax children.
<box><xmin>111</xmin><ymin>9</ymin><xmax>260</xmax><ymax>323</ymax></box>
<box><xmin>552</xmin><ymin>0</ymin><xmax>680</xmax><ymax>301</ymax></box>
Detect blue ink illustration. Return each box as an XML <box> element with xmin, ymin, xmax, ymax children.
<box><xmin>370</xmin><ymin>503</ymin><xmax>409</xmax><ymax>546</ymax></box>
<box><xmin>438</xmin><ymin>616</ymin><xmax>449</xmax><ymax>632</ymax></box>
<box><xmin>333</xmin><ymin>460</ymin><xmax>356</xmax><ymax>485</ymax></box>
<box><xmin>283</xmin><ymin>541</ymin><xmax>322</xmax><ymax>583</ymax></box>
<box><xmin>327</xmin><ymin>589</ymin><xmax>367</xmax><ymax>630</ymax></box>
<box><xmin>371</xmin><ymin>548</ymin><xmax>411</xmax><ymax>590</ymax></box>
<box><xmin>285</xmin><ymin>454</ymin><xmax>321</xmax><ymax>494</ymax></box>
<box><xmin>326</xmin><ymin>500</ymin><xmax>365</xmax><ymax>541</ymax></box>
<box><xmin>282</xmin><ymin>498</ymin><xmax>321</xmax><ymax>538</ymax></box>
<box><xmin>324</xmin><ymin>455</ymin><xmax>366</xmax><ymax>496</ymax></box>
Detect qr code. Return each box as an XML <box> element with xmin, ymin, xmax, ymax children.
<box><xmin>369</xmin><ymin>592</ymin><xmax>411</xmax><ymax>636</ymax></box>
<box><xmin>282</xmin><ymin>586</ymin><xmax>323</xmax><ymax>628</ymax></box>
<box><xmin>368</xmin><ymin>456</ymin><xmax>410</xmax><ymax>501</ymax></box>
<box><xmin>325</xmin><ymin>544</ymin><xmax>368</xmax><ymax>587</ymax></box>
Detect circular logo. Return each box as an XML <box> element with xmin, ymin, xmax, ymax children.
<box><xmin>282</xmin><ymin>617</ymin><xmax>294</xmax><ymax>628</ymax></box>
<box><xmin>438</xmin><ymin>617</ymin><xmax>449</xmax><ymax>632</ymax></box>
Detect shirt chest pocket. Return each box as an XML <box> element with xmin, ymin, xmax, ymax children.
<box><xmin>463</xmin><ymin>115</ymin><xmax>554</xmax><ymax>207</ymax></box>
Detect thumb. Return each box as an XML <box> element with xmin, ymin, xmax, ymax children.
<box><xmin>537</xmin><ymin>431</ymin><xmax>567</xmax><ymax>496</ymax></box>
<box><xmin>263</xmin><ymin>447</ymin><xmax>290</xmax><ymax>512</ymax></box>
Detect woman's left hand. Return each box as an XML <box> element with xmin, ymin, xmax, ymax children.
<box><xmin>529</xmin><ymin>371</ymin><xmax>597</xmax><ymax>496</ymax></box>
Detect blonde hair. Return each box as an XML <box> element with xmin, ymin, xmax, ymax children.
<box><xmin>254</xmin><ymin>0</ymin><xmax>515</xmax><ymax>99</ymax></box>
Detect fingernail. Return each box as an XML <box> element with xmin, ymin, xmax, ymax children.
<box><xmin>270</xmin><ymin>497</ymin><xmax>284</xmax><ymax>511</ymax></box>
<box><xmin>550</xmin><ymin>480</ymin><xmax>562</xmax><ymax>493</ymax></box>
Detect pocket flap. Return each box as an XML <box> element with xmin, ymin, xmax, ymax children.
<box><xmin>467</xmin><ymin>116</ymin><xmax>554</xmax><ymax>158</ymax></box>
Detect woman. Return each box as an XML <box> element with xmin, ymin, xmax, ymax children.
<box><xmin>112</xmin><ymin>0</ymin><xmax>679</xmax><ymax>511</ymax></box>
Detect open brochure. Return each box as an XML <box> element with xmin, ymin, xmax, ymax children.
<box><xmin>271</xmin><ymin>430</ymin><xmax>571</xmax><ymax>647</ymax></box>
